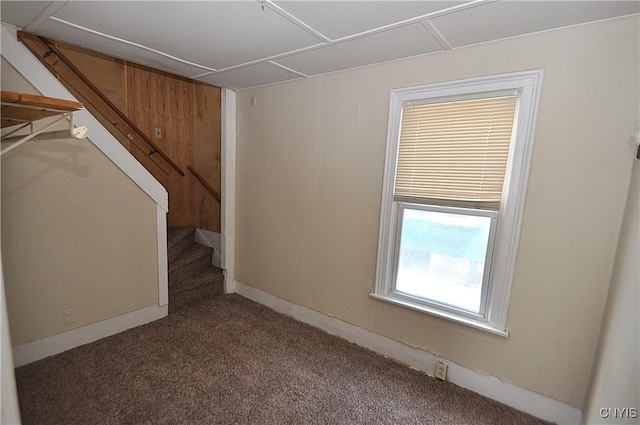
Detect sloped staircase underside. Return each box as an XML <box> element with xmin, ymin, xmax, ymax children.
<box><xmin>168</xmin><ymin>227</ymin><xmax>224</xmax><ymax>312</ymax></box>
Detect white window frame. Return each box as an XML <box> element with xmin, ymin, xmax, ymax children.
<box><xmin>371</xmin><ymin>70</ymin><xmax>544</xmax><ymax>336</ymax></box>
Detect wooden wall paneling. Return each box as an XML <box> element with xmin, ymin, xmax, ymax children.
<box><xmin>55</xmin><ymin>41</ymin><xmax>135</xmax><ymax>158</ymax></box>
<box><xmin>129</xmin><ymin>65</ymin><xmax>152</xmax><ymax>134</ymax></box>
<box><xmin>20</xmin><ymin>34</ymin><xmax>222</xmax><ymax>230</ymax></box>
<box><xmin>56</xmin><ymin>42</ymin><xmax>127</xmax><ymax>112</ymax></box>
<box><xmin>193</xmin><ymin>82</ymin><xmax>221</xmax><ymax>232</ymax></box>
<box><xmin>24</xmin><ymin>39</ymin><xmax>132</xmax><ymax>152</ymax></box>
<box><xmin>20</xmin><ymin>36</ymin><xmax>178</xmax><ymax>176</ymax></box>
<box><xmin>56</xmin><ymin>77</ymin><xmax>130</xmax><ymax>152</ymax></box>
<box><xmin>125</xmin><ymin>64</ymin><xmax>167</xmax><ymax>187</ymax></box>
<box><xmin>136</xmin><ymin>67</ymin><xmax>162</xmax><ymax>169</ymax></box>
<box><xmin>180</xmin><ymin>77</ymin><xmax>195</xmax><ymax>227</ymax></box>
<box><xmin>145</xmin><ymin>68</ymin><xmax>170</xmax><ymax>192</ymax></box>
<box><xmin>162</xmin><ymin>76</ymin><xmax>194</xmax><ymax>227</ymax></box>
<box><xmin>149</xmin><ymin>70</ymin><xmax>165</xmax><ymax>154</ymax></box>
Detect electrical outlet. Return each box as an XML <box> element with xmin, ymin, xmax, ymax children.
<box><xmin>154</xmin><ymin>127</ymin><xmax>162</xmax><ymax>139</ymax></box>
<box><xmin>63</xmin><ymin>309</ymin><xmax>75</xmax><ymax>325</ymax></box>
<box><xmin>435</xmin><ymin>361</ymin><xmax>448</xmax><ymax>381</ymax></box>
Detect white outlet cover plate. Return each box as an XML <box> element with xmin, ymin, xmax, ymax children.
<box><xmin>436</xmin><ymin>362</ymin><xmax>448</xmax><ymax>381</ymax></box>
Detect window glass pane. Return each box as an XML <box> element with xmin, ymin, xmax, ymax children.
<box><xmin>395</xmin><ymin>208</ymin><xmax>492</xmax><ymax>313</ymax></box>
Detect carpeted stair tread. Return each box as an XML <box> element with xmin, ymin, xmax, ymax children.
<box><xmin>167</xmin><ymin>226</ymin><xmax>196</xmax><ymax>263</ymax></box>
<box><xmin>168</xmin><ymin>243</ymin><xmax>213</xmax><ymax>274</ymax></box>
<box><xmin>167</xmin><ymin>226</ymin><xmax>224</xmax><ymax>313</ymax></box>
<box><xmin>169</xmin><ymin>266</ymin><xmax>224</xmax><ymax>296</ymax></box>
<box><xmin>167</xmin><ymin>226</ymin><xmax>195</xmax><ymax>248</ymax></box>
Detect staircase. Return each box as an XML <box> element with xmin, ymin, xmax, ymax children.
<box><xmin>168</xmin><ymin>227</ymin><xmax>224</xmax><ymax>312</ymax></box>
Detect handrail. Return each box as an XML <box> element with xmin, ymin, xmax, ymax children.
<box><xmin>17</xmin><ymin>31</ymin><xmax>185</xmax><ymax>176</ymax></box>
<box><xmin>188</xmin><ymin>165</ymin><xmax>221</xmax><ymax>203</ymax></box>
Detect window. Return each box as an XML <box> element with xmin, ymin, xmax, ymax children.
<box><xmin>372</xmin><ymin>71</ymin><xmax>543</xmax><ymax>335</ymax></box>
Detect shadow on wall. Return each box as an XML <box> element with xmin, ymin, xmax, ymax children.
<box><xmin>1</xmin><ymin>138</ymin><xmax>90</xmax><ymax>199</ymax></box>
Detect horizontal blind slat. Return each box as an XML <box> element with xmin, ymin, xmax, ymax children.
<box><xmin>394</xmin><ymin>95</ymin><xmax>517</xmax><ymax>211</ymax></box>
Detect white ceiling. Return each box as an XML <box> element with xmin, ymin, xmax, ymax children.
<box><xmin>1</xmin><ymin>1</ymin><xmax>638</xmax><ymax>90</ymax></box>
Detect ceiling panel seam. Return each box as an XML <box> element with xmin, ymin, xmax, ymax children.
<box><xmin>200</xmin><ymin>0</ymin><xmax>496</xmax><ymax>76</ymax></box>
<box><xmin>24</xmin><ymin>0</ymin><xmax>67</xmax><ymax>33</ymax></box>
<box><xmin>18</xmin><ymin>0</ymin><xmax>495</xmax><ymax>83</ymax></box>
<box><xmin>264</xmin><ymin>0</ymin><xmax>331</xmax><ymax>43</ymax></box>
<box><xmin>7</xmin><ymin>0</ymin><xmax>636</xmax><ymax>90</ymax></box>
<box><xmin>191</xmin><ymin>71</ymin><xmax>216</xmax><ymax>80</ymax></box>
<box><xmin>213</xmin><ymin>20</ymin><xmax>449</xmax><ymax>75</ymax></box>
<box><xmin>267</xmin><ymin>61</ymin><xmax>308</xmax><ymax>78</ymax></box>
<box><xmin>326</xmin><ymin>0</ymin><xmax>495</xmax><ymax>44</ymax></box>
<box><xmin>420</xmin><ymin>21</ymin><xmax>453</xmax><ymax>51</ymax></box>
<box><xmin>211</xmin><ymin>2</ymin><xmax>640</xmax><ymax>80</ymax></box>
<box><xmin>46</xmin><ymin>16</ymin><xmax>217</xmax><ymax>73</ymax></box>
<box><xmin>211</xmin><ymin>43</ymin><xmax>326</xmax><ymax>74</ymax></box>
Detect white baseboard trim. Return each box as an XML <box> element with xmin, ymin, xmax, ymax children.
<box><xmin>12</xmin><ymin>304</ymin><xmax>168</xmax><ymax>367</ymax></box>
<box><xmin>233</xmin><ymin>281</ymin><xmax>583</xmax><ymax>425</ymax></box>
<box><xmin>194</xmin><ymin>228</ymin><xmax>222</xmax><ymax>268</ymax></box>
<box><xmin>194</xmin><ymin>228</ymin><xmax>220</xmax><ymax>250</ymax></box>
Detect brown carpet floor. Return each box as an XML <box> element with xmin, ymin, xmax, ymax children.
<box><xmin>15</xmin><ymin>294</ymin><xmax>552</xmax><ymax>425</ymax></box>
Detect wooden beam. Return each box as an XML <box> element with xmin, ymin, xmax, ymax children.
<box><xmin>17</xmin><ymin>31</ymin><xmax>184</xmax><ymax>176</ymax></box>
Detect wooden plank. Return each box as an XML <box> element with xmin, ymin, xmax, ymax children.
<box><xmin>1</xmin><ymin>106</ymin><xmax>62</xmax><ymax>127</ymax></box>
<box><xmin>1</xmin><ymin>90</ymin><xmax>83</xmax><ymax>127</ymax></box>
<box><xmin>149</xmin><ymin>70</ymin><xmax>165</xmax><ymax>148</ymax></box>
<box><xmin>163</xmin><ymin>76</ymin><xmax>194</xmax><ymax>227</ymax></box>
<box><xmin>0</xmin><ymin>91</ymin><xmax>21</xmax><ymax>103</ymax></box>
<box><xmin>56</xmin><ymin>43</ymin><xmax>127</xmax><ymax>112</ymax></box>
<box><xmin>1</xmin><ymin>118</ymin><xmax>21</xmax><ymax>128</ymax></box>
<box><xmin>125</xmin><ymin>61</ymin><xmax>196</xmax><ymax>227</ymax></box>
<box><xmin>192</xmin><ymin>81</ymin><xmax>222</xmax><ymax>232</ymax></box>
<box><xmin>125</xmin><ymin>64</ymin><xmax>169</xmax><ymax>183</ymax></box>
<box><xmin>179</xmin><ymin>79</ymin><xmax>195</xmax><ymax>227</ymax></box>
<box><xmin>1</xmin><ymin>91</ymin><xmax>83</xmax><ymax>111</ymax></box>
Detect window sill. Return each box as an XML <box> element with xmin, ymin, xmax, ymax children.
<box><xmin>369</xmin><ymin>292</ymin><xmax>509</xmax><ymax>337</ymax></box>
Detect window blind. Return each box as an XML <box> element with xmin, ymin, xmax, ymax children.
<box><xmin>394</xmin><ymin>95</ymin><xmax>518</xmax><ymax>211</ymax></box>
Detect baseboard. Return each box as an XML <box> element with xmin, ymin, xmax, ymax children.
<box><xmin>12</xmin><ymin>304</ymin><xmax>168</xmax><ymax>367</ymax></box>
<box><xmin>233</xmin><ymin>281</ymin><xmax>583</xmax><ymax>425</ymax></box>
<box><xmin>194</xmin><ymin>228</ymin><xmax>222</xmax><ymax>268</ymax></box>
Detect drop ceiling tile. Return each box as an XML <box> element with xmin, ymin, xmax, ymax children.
<box><xmin>429</xmin><ymin>0</ymin><xmax>640</xmax><ymax>48</ymax></box>
<box><xmin>276</xmin><ymin>23</ymin><xmax>443</xmax><ymax>76</ymax></box>
<box><xmin>0</xmin><ymin>1</ymin><xmax>51</xmax><ymax>28</ymax></box>
<box><xmin>47</xmin><ymin>1</ymin><xmax>322</xmax><ymax>70</ymax></box>
<box><xmin>275</xmin><ymin>1</ymin><xmax>464</xmax><ymax>40</ymax></box>
<box><xmin>198</xmin><ymin>63</ymin><xmax>302</xmax><ymax>90</ymax></box>
<box><xmin>35</xmin><ymin>19</ymin><xmax>211</xmax><ymax>78</ymax></box>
